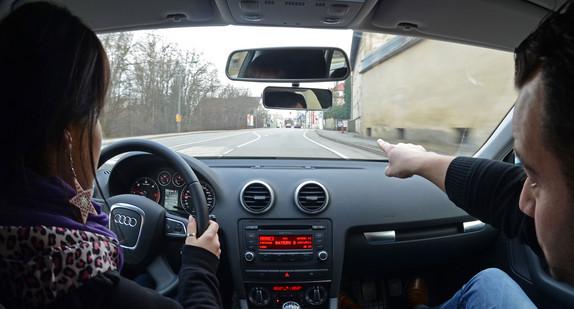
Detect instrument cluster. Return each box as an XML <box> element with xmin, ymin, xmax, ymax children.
<box><xmin>129</xmin><ymin>168</ymin><xmax>215</xmax><ymax>215</ymax></box>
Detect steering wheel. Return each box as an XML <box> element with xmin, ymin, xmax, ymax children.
<box><xmin>98</xmin><ymin>138</ymin><xmax>209</xmax><ymax>295</ymax></box>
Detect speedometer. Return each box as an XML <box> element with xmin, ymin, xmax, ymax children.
<box><xmin>130</xmin><ymin>177</ymin><xmax>160</xmax><ymax>203</ymax></box>
<box><xmin>180</xmin><ymin>180</ymin><xmax>216</xmax><ymax>215</ymax></box>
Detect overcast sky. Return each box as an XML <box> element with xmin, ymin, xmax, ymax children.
<box><xmin>159</xmin><ymin>26</ymin><xmax>353</xmax><ymax>95</ymax></box>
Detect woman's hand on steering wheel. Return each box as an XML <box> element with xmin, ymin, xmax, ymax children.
<box><xmin>185</xmin><ymin>216</ymin><xmax>221</xmax><ymax>259</ymax></box>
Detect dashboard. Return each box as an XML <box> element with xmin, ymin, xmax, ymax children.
<box><xmin>97</xmin><ymin>152</ymin><xmax>499</xmax><ymax>309</ymax></box>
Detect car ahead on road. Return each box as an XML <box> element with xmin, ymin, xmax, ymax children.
<box><xmin>2</xmin><ymin>0</ymin><xmax>573</xmax><ymax>308</ymax></box>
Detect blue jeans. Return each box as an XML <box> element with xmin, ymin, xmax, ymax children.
<box><xmin>417</xmin><ymin>268</ymin><xmax>537</xmax><ymax>309</ymax></box>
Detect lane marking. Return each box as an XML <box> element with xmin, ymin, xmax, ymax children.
<box><xmin>171</xmin><ymin>132</ymin><xmax>245</xmax><ymax>148</ymax></box>
<box><xmin>100</xmin><ymin>131</ymin><xmax>256</xmax><ymax>167</ymax></box>
<box><xmin>222</xmin><ymin>132</ymin><xmax>262</xmax><ymax>156</ymax></box>
<box><xmin>303</xmin><ymin>130</ymin><xmax>348</xmax><ymax>159</ymax></box>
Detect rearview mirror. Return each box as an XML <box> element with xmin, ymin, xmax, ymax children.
<box><xmin>226</xmin><ymin>47</ymin><xmax>349</xmax><ymax>82</ymax></box>
<box><xmin>263</xmin><ymin>87</ymin><xmax>332</xmax><ymax>110</ymax></box>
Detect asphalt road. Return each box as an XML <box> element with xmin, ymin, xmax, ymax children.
<box><xmin>105</xmin><ymin>128</ymin><xmax>385</xmax><ymax>160</ymax></box>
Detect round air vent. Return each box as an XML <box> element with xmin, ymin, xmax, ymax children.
<box><xmin>240</xmin><ymin>181</ymin><xmax>274</xmax><ymax>214</ymax></box>
<box><xmin>295</xmin><ymin>181</ymin><xmax>329</xmax><ymax>214</ymax></box>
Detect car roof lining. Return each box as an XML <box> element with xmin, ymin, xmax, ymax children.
<box><xmin>2</xmin><ymin>0</ymin><xmax>558</xmax><ymax>51</ymax></box>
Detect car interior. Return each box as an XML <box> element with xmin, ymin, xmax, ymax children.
<box><xmin>2</xmin><ymin>0</ymin><xmax>574</xmax><ymax>308</ymax></box>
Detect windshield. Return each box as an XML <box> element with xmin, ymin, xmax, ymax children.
<box><xmin>98</xmin><ymin>26</ymin><xmax>516</xmax><ymax>159</ymax></box>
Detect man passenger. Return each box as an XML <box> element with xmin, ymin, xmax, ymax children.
<box><xmin>378</xmin><ymin>1</ymin><xmax>574</xmax><ymax>308</ymax></box>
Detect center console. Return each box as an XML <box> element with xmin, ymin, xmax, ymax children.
<box><xmin>239</xmin><ymin>219</ymin><xmax>332</xmax><ymax>309</ymax></box>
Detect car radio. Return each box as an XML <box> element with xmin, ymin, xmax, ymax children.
<box><xmin>239</xmin><ymin>219</ymin><xmax>332</xmax><ymax>308</ymax></box>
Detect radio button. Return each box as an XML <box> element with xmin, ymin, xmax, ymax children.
<box><xmin>268</xmin><ymin>270</ymin><xmax>282</xmax><ymax>280</ymax></box>
<box><xmin>247</xmin><ymin>239</ymin><xmax>257</xmax><ymax>250</ymax></box>
<box><xmin>260</xmin><ymin>253</ymin><xmax>270</xmax><ymax>262</ymax></box>
<box><xmin>317</xmin><ymin>250</ymin><xmax>328</xmax><ymax>261</ymax></box>
<box><xmin>292</xmin><ymin>269</ymin><xmax>329</xmax><ymax>280</ymax></box>
<box><xmin>302</xmin><ymin>252</ymin><xmax>313</xmax><ymax>261</ymax></box>
<box><xmin>245</xmin><ymin>270</ymin><xmax>268</xmax><ymax>279</ymax></box>
<box><xmin>245</xmin><ymin>225</ymin><xmax>258</xmax><ymax>230</ymax></box>
<box><xmin>313</xmin><ymin>269</ymin><xmax>330</xmax><ymax>279</ymax></box>
<box><xmin>288</xmin><ymin>253</ymin><xmax>302</xmax><ymax>262</ymax></box>
<box><xmin>314</xmin><ymin>233</ymin><xmax>325</xmax><ymax>249</ymax></box>
<box><xmin>290</xmin><ymin>270</ymin><xmax>305</xmax><ymax>280</ymax></box>
<box><xmin>245</xmin><ymin>251</ymin><xmax>255</xmax><ymax>262</ymax></box>
<box><xmin>286</xmin><ymin>254</ymin><xmax>298</xmax><ymax>262</ymax></box>
<box><xmin>312</xmin><ymin>225</ymin><xmax>326</xmax><ymax>230</ymax></box>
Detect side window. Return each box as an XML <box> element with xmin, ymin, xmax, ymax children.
<box><xmin>503</xmin><ymin>150</ymin><xmax>516</xmax><ymax>164</ymax></box>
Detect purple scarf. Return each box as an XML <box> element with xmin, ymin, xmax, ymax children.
<box><xmin>0</xmin><ymin>168</ymin><xmax>123</xmax><ymax>270</ymax></box>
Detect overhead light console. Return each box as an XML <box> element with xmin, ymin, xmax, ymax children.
<box><xmin>227</xmin><ymin>0</ymin><xmax>366</xmax><ymax>27</ymax></box>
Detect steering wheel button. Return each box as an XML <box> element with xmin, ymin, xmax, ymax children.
<box><xmin>164</xmin><ymin>221</ymin><xmax>174</xmax><ymax>233</ymax></box>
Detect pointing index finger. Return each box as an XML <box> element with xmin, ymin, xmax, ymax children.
<box><xmin>377</xmin><ymin>139</ymin><xmax>390</xmax><ymax>152</ymax></box>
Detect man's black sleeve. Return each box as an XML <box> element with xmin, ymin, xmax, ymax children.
<box><xmin>444</xmin><ymin>157</ymin><xmax>541</xmax><ymax>255</ymax></box>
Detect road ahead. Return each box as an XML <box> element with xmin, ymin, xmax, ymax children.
<box><xmin>120</xmin><ymin>128</ymin><xmax>384</xmax><ymax>160</ymax></box>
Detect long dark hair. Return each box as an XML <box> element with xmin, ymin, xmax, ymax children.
<box><xmin>0</xmin><ymin>2</ymin><xmax>109</xmax><ymax>188</ymax></box>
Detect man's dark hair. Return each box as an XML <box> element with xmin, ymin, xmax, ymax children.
<box><xmin>515</xmin><ymin>1</ymin><xmax>574</xmax><ymax>189</ymax></box>
<box><xmin>266</xmin><ymin>92</ymin><xmax>307</xmax><ymax>108</ymax></box>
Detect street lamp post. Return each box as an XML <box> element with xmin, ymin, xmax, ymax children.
<box><xmin>177</xmin><ymin>73</ymin><xmax>182</xmax><ymax>133</ymax></box>
<box><xmin>176</xmin><ymin>61</ymin><xmax>197</xmax><ymax>134</ymax></box>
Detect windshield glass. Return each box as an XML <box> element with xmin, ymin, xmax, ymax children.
<box><xmin>99</xmin><ymin>26</ymin><xmax>516</xmax><ymax>159</ymax></box>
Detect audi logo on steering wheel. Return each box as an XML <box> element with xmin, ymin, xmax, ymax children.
<box><xmin>114</xmin><ymin>214</ymin><xmax>138</xmax><ymax>227</ymax></box>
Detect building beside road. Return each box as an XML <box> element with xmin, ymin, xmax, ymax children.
<box><xmin>349</xmin><ymin>32</ymin><xmax>516</xmax><ymax>154</ymax></box>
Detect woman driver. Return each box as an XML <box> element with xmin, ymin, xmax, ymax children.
<box><xmin>0</xmin><ymin>2</ymin><xmax>221</xmax><ymax>308</ymax></box>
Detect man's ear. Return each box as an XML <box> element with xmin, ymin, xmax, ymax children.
<box><xmin>519</xmin><ymin>179</ymin><xmax>536</xmax><ymax>218</ymax></box>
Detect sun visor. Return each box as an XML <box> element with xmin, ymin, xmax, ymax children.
<box><xmin>16</xmin><ymin>0</ymin><xmax>215</xmax><ymax>31</ymax></box>
<box><xmin>370</xmin><ymin>0</ymin><xmax>546</xmax><ymax>50</ymax></box>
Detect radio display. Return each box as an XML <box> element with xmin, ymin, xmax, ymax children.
<box><xmin>259</xmin><ymin>235</ymin><xmax>312</xmax><ymax>250</ymax></box>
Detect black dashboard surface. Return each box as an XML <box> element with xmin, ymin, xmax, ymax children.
<box><xmin>97</xmin><ymin>153</ymin><xmax>499</xmax><ymax>304</ymax></box>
